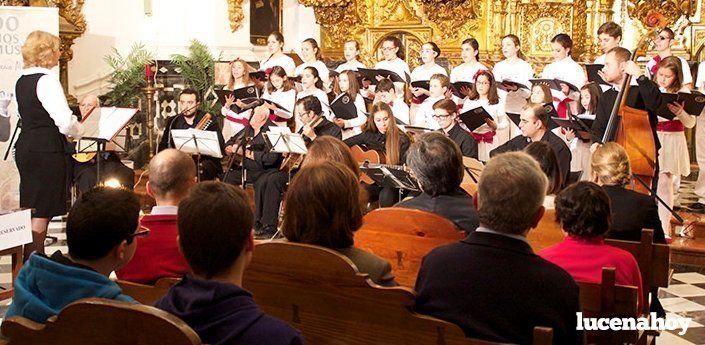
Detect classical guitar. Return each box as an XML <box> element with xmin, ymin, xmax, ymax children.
<box><xmin>350</xmin><ymin>145</ymin><xmax>406</xmax><ymax>184</ymax></box>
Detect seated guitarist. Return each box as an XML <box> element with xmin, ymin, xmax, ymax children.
<box><xmin>253</xmin><ymin>95</ymin><xmax>341</xmax><ymax>238</ymax></box>
<box><xmin>344</xmin><ymin>102</ymin><xmax>411</xmax><ymax>207</ymax></box>
<box><xmin>72</xmin><ymin>94</ymin><xmax>134</xmax><ymax>193</ymax></box>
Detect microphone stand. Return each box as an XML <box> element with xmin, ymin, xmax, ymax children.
<box><xmin>167</xmin><ymin>104</ymin><xmax>200</xmax><ymax>149</ymax></box>
<box><xmin>192</xmin><ymin>133</ymin><xmax>201</xmax><ymax>183</ymax></box>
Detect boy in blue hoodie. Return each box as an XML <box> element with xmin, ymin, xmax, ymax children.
<box><xmin>155</xmin><ymin>182</ymin><xmax>303</xmax><ymax>345</ymax></box>
<box><xmin>5</xmin><ymin>187</ymin><xmax>142</xmax><ymax>323</ymax></box>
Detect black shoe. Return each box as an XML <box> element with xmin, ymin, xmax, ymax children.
<box><xmin>254</xmin><ymin>225</ymin><xmax>278</xmax><ymax>239</ymax></box>
<box><xmin>688</xmin><ymin>202</ymin><xmax>705</xmax><ymax>213</ymax></box>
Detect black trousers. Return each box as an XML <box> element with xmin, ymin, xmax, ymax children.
<box><xmin>255</xmin><ymin>170</ymin><xmax>292</xmax><ymax>228</ymax></box>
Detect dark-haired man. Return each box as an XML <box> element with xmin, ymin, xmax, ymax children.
<box><xmin>6</xmin><ymin>187</ymin><xmax>142</xmax><ymax>323</ymax></box>
<box><xmin>158</xmin><ymin>88</ymin><xmax>225</xmax><ymax>181</ymax></box>
<box><xmin>155</xmin><ymin>182</ymin><xmax>303</xmax><ymax>345</ymax></box>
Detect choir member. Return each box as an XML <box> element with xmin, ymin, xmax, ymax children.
<box><xmin>374</xmin><ymin>36</ymin><xmax>411</xmax><ymax>98</ymax></box>
<box><xmin>414</xmin><ymin>73</ymin><xmax>449</xmax><ymax>129</ymax></box>
<box><xmin>260</xmin><ymin>31</ymin><xmax>295</xmax><ymax>76</ymax></box>
<box><xmin>375</xmin><ymin>78</ymin><xmax>410</xmax><ymax>125</ymax></box>
<box><xmin>410</xmin><ymin>41</ymin><xmax>447</xmax><ymax>94</ymax></box>
<box><xmin>653</xmin><ymin>56</ymin><xmax>696</xmax><ymax>234</ymax></box>
<box><xmin>560</xmin><ymin>82</ymin><xmax>601</xmax><ymax>180</ymax></box>
<box><xmin>335</xmin><ymin>40</ymin><xmax>366</xmax><ymax>72</ymax></box>
<box><xmin>221</xmin><ymin>58</ymin><xmax>256</xmax><ymax>138</ymax></box>
<box><xmin>332</xmin><ymin>70</ymin><xmax>367</xmax><ymax>139</ymax></box>
<box><xmin>294</xmin><ymin>38</ymin><xmax>330</xmax><ymax>87</ymax></box>
<box><xmin>461</xmin><ymin>70</ymin><xmax>508</xmax><ymax>161</ymax></box>
<box><xmin>432</xmin><ymin>99</ymin><xmax>479</xmax><ymax>159</ymax></box>
<box><xmin>492</xmin><ymin>34</ymin><xmax>534</xmax><ymax>91</ymax></box>
<box><xmin>15</xmin><ymin>31</ymin><xmax>83</xmax><ymax>260</ymax></box>
<box><xmin>450</xmin><ymin>37</ymin><xmax>489</xmax><ymax>83</ymax></box>
<box><xmin>296</xmin><ymin>66</ymin><xmax>330</xmax><ymax>127</ymax></box>
<box><xmin>530</xmin><ymin>83</ymin><xmax>553</xmax><ymax>103</ymax></box>
<box><xmin>344</xmin><ymin>102</ymin><xmax>411</xmax><ymax>206</ymax></box>
<box><xmin>261</xmin><ymin>66</ymin><xmax>296</xmax><ymax>126</ymax></box>
<box><xmin>594</xmin><ymin>22</ymin><xmax>622</xmax><ymax>64</ymax></box>
<box><xmin>541</xmin><ymin>33</ymin><xmax>585</xmax><ymax>117</ymax></box>
<box><xmin>645</xmin><ymin>27</ymin><xmax>693</xmax><ymax>88</ymax></box>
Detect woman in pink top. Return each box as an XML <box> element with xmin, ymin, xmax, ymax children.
<box><xmin>539</xmin><ymin>181</ymin><xmax>644</xmax><ymax>310</ymax></box>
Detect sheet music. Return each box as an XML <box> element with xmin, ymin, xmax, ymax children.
<box><xmin>264</xmin><ymin>132</ymin><xmax>308</xmax><ymax>154</ymax></box>
<box><xmin>82</xmin><ymin>107</ymin><xmax>138</xmax><ymax>141</ymax></box>
<box><xmin>171</xmin><ymin>128</ymin><xmax>223</xmax><ymax>158</ymax></box>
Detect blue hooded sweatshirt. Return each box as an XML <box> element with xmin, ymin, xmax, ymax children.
<box><xmin>5</xmin><ymin>251</ymin><xmax>136</xmax><ymax>323</ymax></box>
<box><xmin>155</xmin><ymin>275</ymin><xmax>303</xmax><ymax>345</ymax></box>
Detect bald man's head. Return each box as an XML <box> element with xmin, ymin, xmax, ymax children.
<box><xmin>148</xmin><ymin>149</ymin><xmax>196</xmax><ymax>201</ymax></box>
<box><xmin>79</xmin><ymin>94</ymin><xmax>99</xmax><ymax>118</ymax></box>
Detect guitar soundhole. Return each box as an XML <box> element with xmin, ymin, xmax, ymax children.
<box><xmin>415</xmin><ymin>231</ymin><xmax>426</xmax><ymax>237</ymax></box>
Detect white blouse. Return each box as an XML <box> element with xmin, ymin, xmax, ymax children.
<box><xmin>335</xmin><ymin>60</ymin><xmax>366</xmax><ymax>73</ymax></box>
<box><xmin>262</xmin><ymin>88</ymin><xmax>296</xmax><ymax>123</ymax></box>
<box><xmin>450</xmin><ymin>62</ymin><xmax>489</xmax><ymax>83</ymax></box>
<box><xmin>22</xmin><ymin>67</ymin><xmax>83</xmax><ymax>138</ymax></box>
<box><xmin>375</xmin><ymin>58</ymin><xmax>411</xmax><ymax>82</ymax></box>
<box><xmin>390</xmin><ymin>100</ymin><xmax>410</xmax><ymax>125</ymax></box>
<box><xmin>414</xmin><ymin>95</ymin><xmax>445</xmax><ymax>129</ymax></box>
<box><xmin>260</xmin><ymin>54</ymin><xmax>296</xmax><ymax>77</ymax></box>
<box><xmin>492</xmin><ymin>58</ymin><xmax>534</xmax><ymax>87</ymax></box>
<box><xmin>541</xmin><ymin>56</ymin><xmax>586</xmax><ymax>102</ymax></box>
<box><xmin>297</xmin><ymin>88</ymin><xmax>330</xmax><ymax>120</ymax></box>
<box><xmin>295</xmin><ymin>60</ymin><xmax>330</xmax><ymax>87</ymax></box>
<box><xmin>410</xmin><ymin>63</ymin><xmax>447</xmax><ymax>82</ymax></box>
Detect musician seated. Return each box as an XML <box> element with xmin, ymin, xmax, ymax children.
<box><xmin>282</xmin><ymin>161</ymin><xmax>397</xmax><ymax>287</ymax></box>
<box><xmin>396</xmin><ymin>132</ymin><xmax>479</xmax><ymax>233</ymax></box>
<box><xmin>72</xmin><ymin>94</ymin><xmax>134</xmax><ymax>193</ymax></box>
<box><xmin>524</xmin><ymin>141</ymin><xmax>563</xmax><ymax>208</ymax></box>
<box><xmin>590</xmin><ymin>143</ymin><xmax>666</xmax><ymax>243</ymax></box>
<box><xmin>6</xmin><ymin>187</ymin><xmax>140</xmax><ymax>323</ymax></box>
<box><xmin>490</xmin><ymin>102</ymin><xmax>571</xmax><ymax>184</ymax></box>
<box><xmin>223</xmin><ymin>105</ymin><xmax>283</xmax><ymax>186</ymax></box>
<box><xmin>253</xmin><ymin>95</ymin><xmax>341</xmax><ymax>238</ymax></box>
<box><xmin>432</xmin><ymin>99</ymin><xmax>478</xmax><ymax>159</ymax></box>
<box><xmin>344</xmin><ymin>102</ymin><xmax>411</xmax><ymax>207</ymax></box>
<box><xmin>158</xmin><ymin>88</ymin><xmax>225</xmax><ymax>181</ymax></box>
<box><xmin>539</xmin><ymin>181</ymin><xmax>645</xmax><ymax>310</ymax></box>
<box><xmin>115</xmin><ymin>149</ymin><xmax>195</xmax><ymax>284</ymax></box>
<box><xmin>155</xmin><ymin>182</ymin><xmax>304</xmax><ymax>344</ymax></box>
<box><xmin>413</xmin><ymin>152</ymin><xmax>581</xmax><ymax>344</ymax></box>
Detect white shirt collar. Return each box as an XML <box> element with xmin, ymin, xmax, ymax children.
<box><xmin>150</xmin><ymin>205</ymin><xmax>178</xmax><ymax>215</ymax></box>
<box><xmin>22</xmin><ymin>67</ymin><xmax>54</xmax><ymax>76</ymax></box>
<box><xmin>475</xmin><ymin>226</ymin><xmax>529</xmax><ymax>243</ymax></box>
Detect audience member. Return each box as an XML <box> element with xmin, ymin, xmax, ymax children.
<box><xmin>524</xmin><ymin>141</ymin><xmax>563</xmax><ymax>208</ymax></box>
<box><xmin>414</xmin><ymin>151</ymin><xmax>581</xmax><ymax>344</ymax></box>
<box><xmin>396</xmin><ymin>132</ymin><xmax>479</xmax><ymax>232</ymax></box>
<box><xmin>116</xmin><ymin>149</ymin><xmax>196</xmax><ymax>284</ymax></box>
<box><xmin>282</xmin><ymin>161</ymin><xmax>396</xmax><ymax>286</ymax></box>
<box><xmin>539</xmin><ymin>181</ymin><xmax>644</xmax><ymax>309</ymax></box>
<box><xmin>155</xmin><ymin>182</ymin><xmax>303</xmax><ymax>345</ymax></box>
<box><xmin>6</xmin><ymin>187</ymin><xmax>141</xmax><ymax>323</ymax></box>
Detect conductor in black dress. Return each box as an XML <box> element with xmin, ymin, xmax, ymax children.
<box><xmin>158</xmin><ymin>89</ymin><xmax>225</xmax><ymax>181</ymax></box>
<box><xmin>15</xmin><ymin>31</ymin><xmax>83</xmax><ymax>260</ymax></box>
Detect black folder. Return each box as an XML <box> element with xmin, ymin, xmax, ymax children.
<box><xmin>330</xmin><ymin>93</ymin><xmax>359</xmax><ymax>120</ymax></box>
<box><xmin>507</xmin><ymin>112</ymin><xmax>520</xmax><ymax>127</ymax></box>
<box><xmin>551</xmin><ymin>116</ymin><xmax>595</xmax><ymax>140</ymax></box>
<box><xmin>248</xmin><ymin>71</ymin><xmax>267</xmax><ymax>81</ymax></box>
<box><xmin>530</xmin><ymin>79</ymin><xmax>579</xmax><ymax>93</ymax></box>
<box><xmin>357</xmin><ymin>68</ymin><xmax>409</xmax><ymax>84</ymax></box>
<box><xmin>657</xmin><ymin>92</ymin><xmax>705</xmax><ymax>120</ymax></box>
<box><xmin>215</xmin><ymin>86</ymin><xmax>260</xmax><ymax>112</ymax></box>
<box><xmin>585</xmin><ymin>64</ymin><xmax>608</xmax><ymax>86</ymax></box>
<box><xmin>411</xmin><ymin>80</ymin><xmax>430</xmax><ymax>91</ymax></box>
<box><xmin>496</xmin><ymin>80</ymin><xmax>530</xmax><ymax>92</ymax></box>
<box><xmin>260</xmin><ymin>98</ymin><xmax>291</xmax><ymax>114</ymax></box>
<box><xmin>451</xmin><ymin>81</ymin><xmax>473</xmax><ymax>98</ymax></box>
<box><xmin>458</xmin><ymin>106</ymin><xmax>493</xmax><ymax>131</ymax></box>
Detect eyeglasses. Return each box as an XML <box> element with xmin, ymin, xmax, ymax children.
<box><xmin>126</xmin><ymin>228</ymin><xmax>150</xmax><ymax>244</ymax></box>
<box><xmin>432</xmin><ymin>114</ymin><xmax>451</xmax><ymax>119</ymax></box>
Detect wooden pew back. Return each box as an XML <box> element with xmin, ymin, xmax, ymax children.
<box><xmin>527</xmin><ymin>208</ymin><xmax>564</xmax><ymax>252</ymax></box>
<box><xmin>244</xmin><ymin>241</ymin><xmax>492</xmax><ymax>344</ymax></box>
<box><xmin>355</xmin><ymin>207</ymin><xmax>465</xmax><ymax>287</ymax></box>
<box><xmin>0</xmin><ymin>298</ymin><xmax>200</xmax><ymax>345</ymax></box>
<box><xmin>117</xmin><ymin>277</ymin><xmax>181</xmax><ymax>305</ymax></box>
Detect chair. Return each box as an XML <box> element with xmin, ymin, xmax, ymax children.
<box><xmin>527</xmin><ymin>208</ymin><xmax>564</xmax><ymax>252</ymax></box>
<box><xmin>243</xmin><ymin>241</ymin><xmax>553</xmax><ymax>345</ymax></box>
<box><xmin>577</xmin><ymin>267</ymin><xmax>640</xmax><ymax>345</ymax></box>
<box><xmin>0</xmin><ymin>298</ymin><xmax>201</xmax><ymax>345</ymax></box>
<box><xmin>355</xmin><ymin>208</ymin><xmax>465</xmax><ymax>287</ymax></box>
<box><xmin>117</xmin><ymin>277</ymin><xmax>181</xmax><ymax>305</ymax></box>
<box><xmin>0</xmin><ymin>245</ymin><xmax>23</xmax><ymax>300</ymax></box>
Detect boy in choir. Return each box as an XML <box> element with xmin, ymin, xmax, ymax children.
<box><xmin>116</xmin><ymin>149</ymin><xmax>195</xmax><ymax>284</ymax></box>
<box><xmin>645</xmin><ymin>27</ymin><xmax>693</xmax><ymax>88</ymax></box>
<box><xmin>413</xmin><ymin>73</ymin><xmax>449</xmax><ymax>129</ymax></box>
<box><xmin>432</xmin><ymin>99</ymin><xmax>478</xmax><ymax>158</ymax></box>
<box><xmin>491</xmin><ymin>102</ymin><xmax>571</xmax><ymax>184</ymax></box>
<box><xmin>396</xmin><ymin>132</ymin><xmax>479</xmax><ymax>232</ymax></box>
<box><xmin>413</xmin><ymin>152</ymin><xmax>581</xmax><ymax>344</ymax></box>
<box><xmin>541</xmin><ymin>33</ymin><xmax>586</xmax><ymax>117</ymax></box>
<box><xmin>375</xmin><ymin>78</ymin><xmax>410</xmax><ymax>125</ymax></box>
<box><xmin>594</xmin><ymin>21</ymin><xmax>622</xmax><ymax>64</ymax></box>
<box><xmin>6</xmin><ymin>187</ymin><xmax>141</xmax><ymax>323</ymax></box>
<box><xmin>155</xmin><ymin>182</ymin><xmax>303</xmax><ymax>345</ymax></box>
<box><xmin>158</xmin><ymin>88</ymin><xmax>225</xmax><ymax>181</ymax></box>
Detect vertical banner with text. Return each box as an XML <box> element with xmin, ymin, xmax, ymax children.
<box><xmin>0</xmin><ymin>6</ymin><xmax>59</xmax><ymax>212</ymax></box>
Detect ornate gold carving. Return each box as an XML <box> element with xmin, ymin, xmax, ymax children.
<box><xmin>518</xmin><ymin>2</ymin><xmax>572</xmax><ymax>57</ymax></box>
<box><xmin>419</xmin><ymin>0</ymin><xmax>482</xmax><ymax>41</ymax></box>
<box><xmin>227</xmin><ymin>0</ymin><xmax>245</xmax><ymax>32</ymax></box>
<box><xmin>628</xmin><ymin>0</ymin><xmax>694</xmax><ymax>27</ymax></box>
<box><xmin>48</xmin><ymin>0</ymin><xmax>86</xmax><ymax>33</ymax></box>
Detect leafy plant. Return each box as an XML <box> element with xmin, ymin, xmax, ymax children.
<box><xmin>170</xmin><ymin>40</ymin><xmax>217</xmax><ymax>114</ymax></box>
<box><xmin>103</xmin><ymin>43</ymin><xmax>155</xmax><ymax>107</ymax></box>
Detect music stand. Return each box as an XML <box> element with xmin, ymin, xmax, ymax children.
<box><xmin>359</xmin><ymin>163</ymin><xmax>420</xmax><ymax>193</ymax></box>
<box><xmin>171</xmin><ymin>128</ymin><xmax>223</xmax><ymax>182</ymax></box>
<box><xmin>79</xmin><ymin>107</ymin><xmax>137</xmax><ymax>184</ymax></box>
<box><xmin>263</xmin><ymin>131</ymin><xmax>308</xmax><ymax>183</ymax></box>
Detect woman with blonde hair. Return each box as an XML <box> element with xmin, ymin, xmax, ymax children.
<box><xmin>16</xmin><ymin>30</ymin><xmax>83</xmax><ymax>260</ymax></box>
<box><xmin>221</xmin><ymin>58</ymin><xmax>256</xmax><ymax>138</ymax></box>
<box><xmin>591</xmin><ymin>143</ymin><xmax>666</xmax><ymax>243</ymax></box>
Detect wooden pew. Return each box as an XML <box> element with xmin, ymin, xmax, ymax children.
<box><xmin>0</xmin><ymin>298</ymin><xmax>201</xmax><ymax>345</ymax></box>
<box><xmin>243</xmin><ymin>241</ymin><xmax>553</xmax><ymax>345</ymax></box>
<box><xmin>0</xmin><ymin>245</ymin><xmax>23</xmax><ymax>300</ymax></box>
<box><xmin>117</xmin><ymin>277</ymin><xmax>181</xmax><ymax>305</ymax></box>
<box><xmin>526</xmin><ymin>208</ymin><xmax>564</xmax><ymax>252</ymax></box>
<box><xmin>605</xmin><ymin>229</ymin><xmax>670</xmax><ymax>316</ymax></box>
<box><xmin>355</xmin><ymin>208</ymin><xmax>465</xmax><ymax>287</ymax></box>
<box><xmin>577</xmin><ymin>267</ymin><xmax>640</xmax><ymax>344</ymax></box>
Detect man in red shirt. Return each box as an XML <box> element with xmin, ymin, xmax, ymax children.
<box><xmin>116</xmin><ymin>149</ymin><xmax>196</xmax><ymax>284</ymax></box>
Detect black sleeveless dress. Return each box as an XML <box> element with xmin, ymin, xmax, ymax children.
<box><xmin>14</xmin><ymin>73</ymin><xmax>70</xmax><ymax>217</ymax></box>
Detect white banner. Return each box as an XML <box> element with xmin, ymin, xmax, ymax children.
<box><xmin>0</xmin><ymin>209</ymin><xmax>31</xmax><ymax>251</ymax></box>
<box><xmin>0</xmin><ymin>7</ymin><xmax>59</xmax><ymax>212</ymax></box>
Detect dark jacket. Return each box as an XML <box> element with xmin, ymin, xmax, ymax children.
<box><xmin>602</xmin><ymin>185</ymin><xmax>667</xmax><ymax>243</ymax></box>
<box><xmin>414</xmin><ymin>231</ymin><xmax>582</xmax><ymax>344</ymax></box>
<box><xmin>155</xmin><ymin>275</ymin><xmax>303</xmax><ymax>345</ymax></box>
<box><xmin>490</xmin><ymin>130</ymin><xmax>571</xmax><ymax>184</ymax></box>
<box><xmin>299</xmin><ymin>117</ymin><xmax>342</xmax><ymax>144</ymax></box>
<box><xmin>226</xmin><ymin>120</ymin><xmax>283</xmax><ymax>173</ymax></box>
<box><xmin>446</xmin><ymin>124</ymin><xmax>479</xmax><ymax>159</ymax></box>
<box><xmin>395</xmin><ymin>188</ymin><xmax>479</xmax><ymax>232</ymax></box>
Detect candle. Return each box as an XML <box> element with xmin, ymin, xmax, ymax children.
<box><xmin>145</xmin><ymin>64</ymin><xmax>154</xmax><ymax>81</ymax></box>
